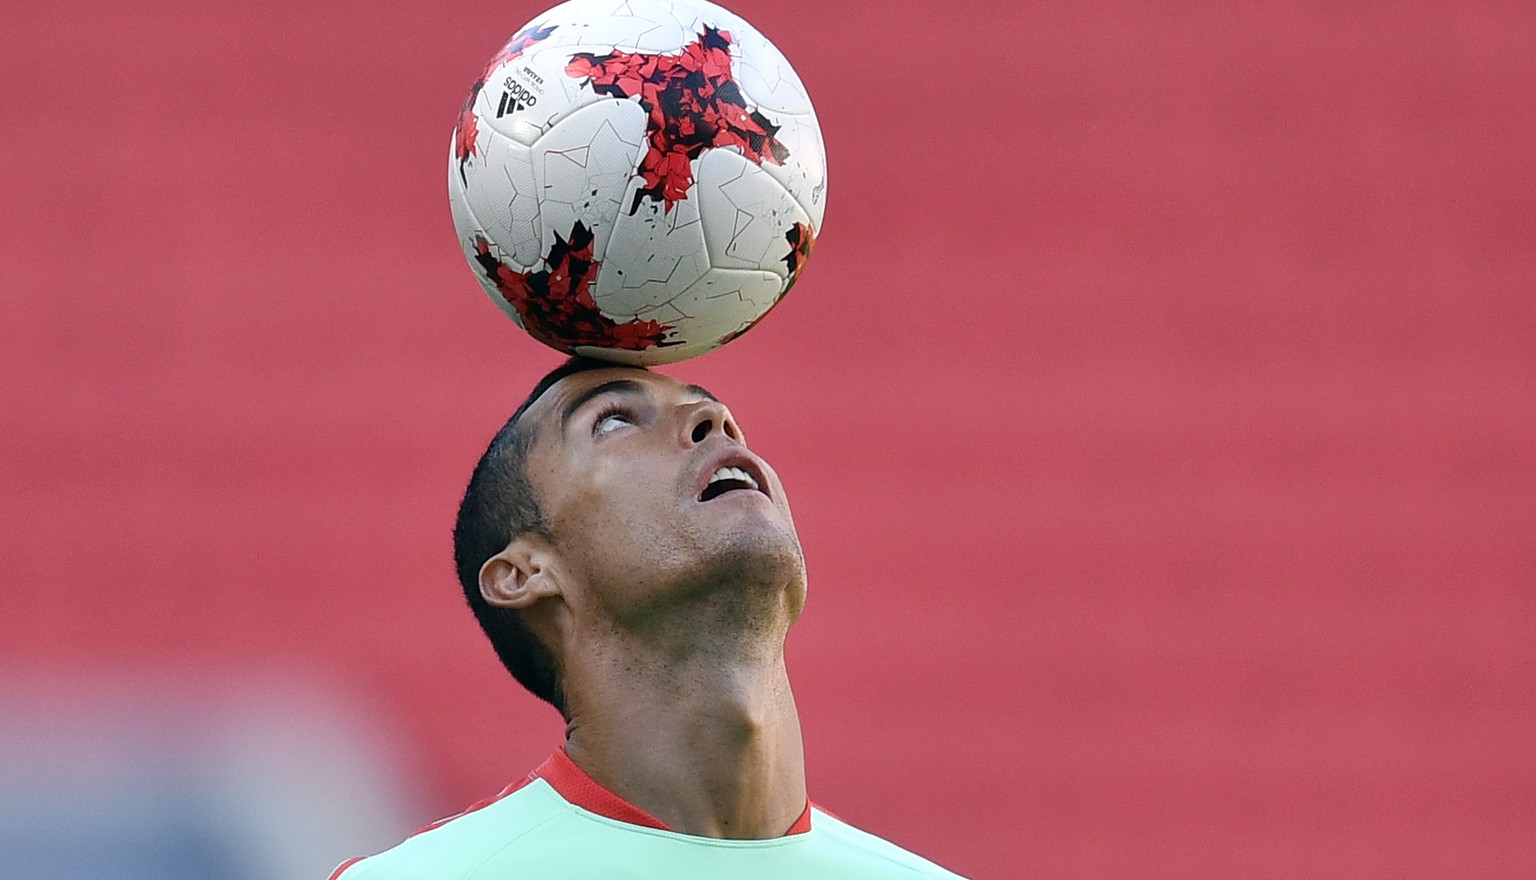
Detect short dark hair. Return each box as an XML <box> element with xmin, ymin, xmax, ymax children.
<box><xmin>452</xmin><ymin>356</ymin><xmax>640</xmax><ymax>718</ymax></box>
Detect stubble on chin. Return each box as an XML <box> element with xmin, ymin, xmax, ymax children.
<box><xmin>598</xmin><ymin>522</ymin><xmax>807</xmax><ymax>644</ymax></box>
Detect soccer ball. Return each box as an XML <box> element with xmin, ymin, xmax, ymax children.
<box><xmin>448</xmin><ymin>0</ymin><xmax>827</xmax><ymax>365</ymax></box>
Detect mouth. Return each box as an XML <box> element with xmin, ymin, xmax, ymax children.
<box><xmin>697</xmin><ymin>458</ymin><xmax>769</xmax><ymax>503</ymax></box>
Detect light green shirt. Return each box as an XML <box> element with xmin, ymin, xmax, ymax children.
<box><xmin>333</xmin><ymin>752</ymin><xmax>965</xmax><ymax>879</ymax></box>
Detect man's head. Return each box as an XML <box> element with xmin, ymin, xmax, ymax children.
<box><xmin>453</xmin><ymin>357</ymin><xmax>804</xmax><ymax>718</ymax></box>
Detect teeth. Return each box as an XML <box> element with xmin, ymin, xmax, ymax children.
<box><xmin>707</xmin><ymin>465</ymin><xmax>759</xmax><ymax>491</ymax></box>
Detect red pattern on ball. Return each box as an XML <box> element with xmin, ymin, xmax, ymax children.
<box><xmin>472</xmin><ymin>224</ymin><xmax>675</xmax><ymax>352</ymax></box>
<box><xmin>565</xmin><ymin>26</ymin><xmax>789</xmax><ymax>213</ymax></box>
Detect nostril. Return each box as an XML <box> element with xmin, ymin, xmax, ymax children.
<box><xmin>692</xmin><ymin>420</ymin><xmax>711</xmax><ymax>443</ymax></box>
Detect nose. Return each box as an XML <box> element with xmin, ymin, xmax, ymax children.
<box><xmin>684</xmin><ymin>398</ymin><xmax>741</xmax><ymax>445</ymax></box>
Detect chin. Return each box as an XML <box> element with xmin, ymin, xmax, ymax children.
<box><xmin>690</xmin><ymin>524</ymin><xmax>808</xmax><ymax>620</ymax></box>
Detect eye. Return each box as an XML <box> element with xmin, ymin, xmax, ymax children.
<box><xmin>593</xmin><ymin>406</ymin><xmax>635</xmax><ymax>436</ymax></box>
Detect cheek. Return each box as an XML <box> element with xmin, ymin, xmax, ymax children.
<box><xmin>561</xmin><ymin>456</ymin><xmax>661</xmax><ymax>528</ymax></box>
<box><xmin>764</xmin><ymin>470</ymin><xmax>794</xmax><ymax>512</ymax></box>
<box><xmin>576</xmin><ymin>457</ymin><xmax>627</xmax><ymax>503</ymax></box>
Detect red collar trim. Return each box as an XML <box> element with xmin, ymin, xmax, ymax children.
<box><xmin>534</xmin><ymin>748</ymin><xmax>813</xmax><ymax>836</ymax></box>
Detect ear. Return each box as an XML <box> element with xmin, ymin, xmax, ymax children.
<box><xmin>479</xmin><ymin>533</ymin><xmax>564</xmax><ymax>610</ymax></box>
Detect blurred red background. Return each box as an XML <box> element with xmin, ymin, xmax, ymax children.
<box><xmin>3</xmin><ymin>1</ymin><xmax>1533</xmax><ymax>878</ymax></box>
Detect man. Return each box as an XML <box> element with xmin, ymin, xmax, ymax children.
<box><xmin>331</xmin><ymin>357</ymin><xmax>965</xmax><ymax>878</ymax></box>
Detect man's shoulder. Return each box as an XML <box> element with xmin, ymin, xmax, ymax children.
<box><xmin>329</xmin><ymin>777</ymin><xmax>567</xmax><ymax>880</ymax></box>
<box><xmin>808</xmin><ymin>807</ymin><xmax>968</xmax><ymax>878</ymax></box>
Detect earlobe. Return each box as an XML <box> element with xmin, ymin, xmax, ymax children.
<box><xmin>479</xmin><ymin>536</ymin><xmax>562</xmax><ymax>609</ymax></box>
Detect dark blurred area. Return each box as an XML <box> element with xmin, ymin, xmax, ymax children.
<box><xmin>2</xmin><ymin>1</ymin><xmax>1533</xmax><ymax>878</ymax></box>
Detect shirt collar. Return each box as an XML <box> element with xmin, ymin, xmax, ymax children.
<box><xmin>533</xmin><ymin>747</ymin><xmax>813</xmax><ymax>836</ymax></box>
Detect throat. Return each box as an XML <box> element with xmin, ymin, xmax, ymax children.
<box><xmin>563</xmin><ymin>654</ymin><xmax>806</xmax><ymax>839</ymax></box>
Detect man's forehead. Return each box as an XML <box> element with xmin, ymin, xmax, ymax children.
<box><xmin>548</xmin><ymin>365</ymin><xmax>651</xmax><ymax>403</ymax></box>
<box><xmin>551</xmin><ymin>366</ymin><xmax>691</xmax><ymax>408</ymax></box>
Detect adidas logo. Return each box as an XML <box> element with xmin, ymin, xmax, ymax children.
<box><xmin>496</xmin><ymin>82</ymin><xmax>538</xmax><ymax>118</ymax></box>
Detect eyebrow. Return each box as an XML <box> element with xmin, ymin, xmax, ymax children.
<box><xmin>558</xmin><ymin>379</ymin><xmax>721</xmax><ymax>431</ymax></box>
<box><xmin>560</xmin><ymin>379</ymin><xmax>648</xmax><ymax>430</ymax></box>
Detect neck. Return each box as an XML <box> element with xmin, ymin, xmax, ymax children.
<box><xmin>560</xmin><ymin>626</ymin><xmax>806</xmax><ymax>839</ymax></box>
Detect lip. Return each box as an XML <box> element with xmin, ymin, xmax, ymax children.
<box><xmin>693</xmin><ymin>446</ymin><xmax>772</xmax><ymax>503</ymax></box>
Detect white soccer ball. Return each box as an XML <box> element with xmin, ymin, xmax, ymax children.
<box><xmin>448</xmin><ymin>0</ymin><xmax>827</xmax><ymax>364</ymax></box>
